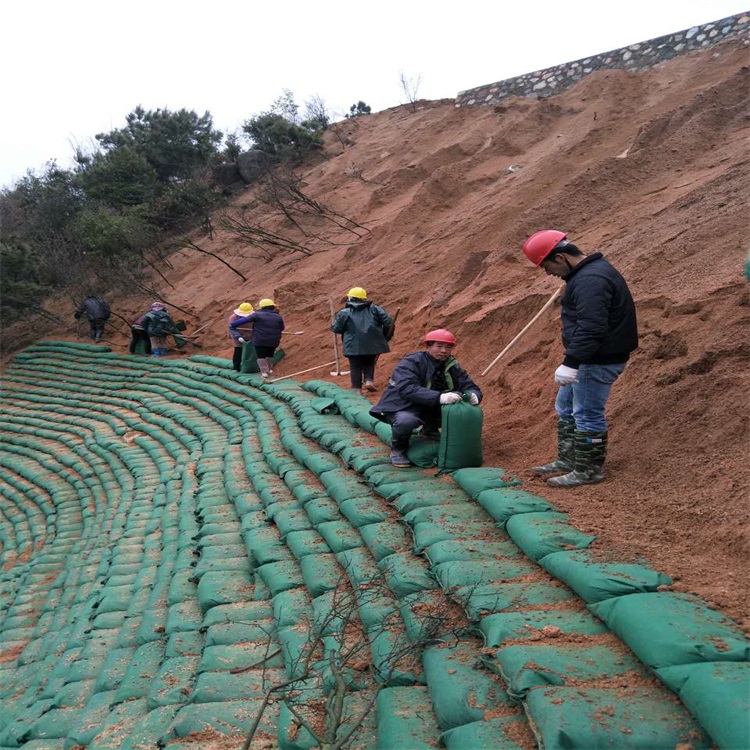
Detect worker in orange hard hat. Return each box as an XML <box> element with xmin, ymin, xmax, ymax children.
<box><xmin>370</xmin><ymin>329</ymin><xmax>482</xmax><ymax>467</ymax></box>
<box><xmin>331</xmin><ymin>286</ymin><xmax>393</xmax><ymax>393</ymax></box>
<box><xmin>521</xmin><ymin>230</ymin><xmax>638</xmax><ymax>487</ymax></box>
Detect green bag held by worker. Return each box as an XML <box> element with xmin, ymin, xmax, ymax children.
<box><xmin>438</xmin><ymin>396</ymin><xmax>483</xmax><ymax>471</ymax></box>
<box><xmin>241</xmin><ymin>343</ymin><xmax>285</xmax><ymax>373</ymax></box>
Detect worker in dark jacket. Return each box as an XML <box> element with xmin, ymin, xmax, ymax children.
<box><xmin>229</xmin><ymin>298</ymin><xmax>285</xmax><ymax>377</ymax></box>
<box><xmin>74</xmin><ymin>296</ymin><xmax>110</xmax><ymax>342</ymax></box>
<box><xmin>370</xmin><ymin>329</ymin><xmax>482</xmax><ymax>467</ymax></box>
<box><xmin>522</xmin><ymin>230</ymin><xmax>638</xmax><ymax>487</ymax></box>
<box><xmin>331</xmin><ymin>287</ymin><xmax>393</xmax><ymax>392</ymax></box>
<box><xmin>228</xmin><ymin>302</ymin><xmax>254</xmax><ymax>371</ymax></box>
<box><xmin>142</xmin><ymin>302</ymin><xmax>176</xmax><ymax>358</ymax></box>
<box><xmin>129</xmin><ymin>312</ymin><xmax>151</xmax><ymax>355</ymax></box>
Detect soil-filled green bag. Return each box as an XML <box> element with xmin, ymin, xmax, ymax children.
<box><xmin>656</xmin><ymin>661</ymin><xmax>750</xmax><ymax>750</ymax></box>
<box><xmin>376</xmin><ymin>687</ymin><xmax>441</xmax><ymax>750</ymax></box>
<box><xmin>167</xmin><ymin>699</ymin><xmax>274</xmax><ymax>740</ymax></box>
<box><xmin>407</xmin><ymin>436</ymin><xmax>439</xmax><ymax>468</ymax></box>
<box><xmin>589</xmin><ymin>592</ymin><xmax>749</xmax><ymax>668</ymax></box>
<box><xmin>525</xmin><ymin>685</ymin><xmax>709</xmax><ymax>749</ymax></box>
<box><xmin>496</xmin><ymin>643</ymin><xmax>645</xmax><ymax>701</ymax></box>
<box><xmin>480</xmin><ymin>610</ymin><xmax>607</xmax><ymax>649</ymax></box>
<box><xmin>438</xmin><ymin>398</ymin><xmax>483</xmax><ymax>471</ymax></box>
<box><xmin>456</xmin><ymin>581</ymin><xmax>576</xmax><ymax>621</ymax></box>
<box><xmin>423</xmin><ymin>642</ymin><xmax>512</xmax><ymax>729</ymax></box>
<box><xmin>241</xmin><ymin>344</ymin><xmax>285</xmax><ymax>374</ymax></box>
<box><xmin>539</xmin><ymin>549</ymin><xmax>672</xmax><ymax>603</ymax></box>
<box><xmin>505</xmin><ymin>512</ymin><xmax>596</xmax><ymax>561</ymax></box>
<box><xmin>442</xmin><ymin>717</ymin><xmax>526</xmax><ymax>750</ymax></box>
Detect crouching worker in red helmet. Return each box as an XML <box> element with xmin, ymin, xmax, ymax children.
<box><xmin>370</xmin><ymin>329</ymin><xmax>483</xmax><ymax>468</ymax></box>
<box><xmin>522</xmin><ymin>230</ymin><xmax>638</xmax><ymax>487</ymax></box>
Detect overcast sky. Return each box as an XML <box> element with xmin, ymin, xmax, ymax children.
<box><xmin>1</xmin><ymin>0</ymin><xmax>747</xmax><ymax>188</ymax></box>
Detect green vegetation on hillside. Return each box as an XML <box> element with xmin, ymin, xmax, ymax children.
<box><xmin>0</xmin><ymin>91</ymin><xmax>356</xmax><ymax>326</ymax></box>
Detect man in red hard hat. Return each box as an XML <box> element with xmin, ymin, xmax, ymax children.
<box><xmin>370</xmin><ymin>329</ymin><xmax>483</xmax><ymax>467</ymax></box>
<box><xmin>522</xmin><ymin>230</ymin><xmax>638</xmax><ymax>486</ymax></box>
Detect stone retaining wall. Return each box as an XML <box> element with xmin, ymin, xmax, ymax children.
<box><xmin>455</xmin><ymin>11</ymin><xmax>749</xmax><ymax>107</ymax></box>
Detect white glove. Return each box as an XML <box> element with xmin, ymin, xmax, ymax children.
<box><xmin>468</xmin><ymin>392</ymin><xmax>480</xmax><ymax>405</ymax></box>
<box><xmin>439</xmin><ymin>392</ymin><xmax>462</xmax><ymax>405</ymax></box>
<box><xmin>554</xmin><ymin>364</ymin><xmax>579</xmax><ymax>385</ymax></box>
<box><xmin>237</xmin><ymin>337</ymin><xmax>246</xmax><ymax>344</ymax></box>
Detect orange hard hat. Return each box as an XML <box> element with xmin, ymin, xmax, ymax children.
<box><xmin>424</xmin><ymin>329</ymin><xmax>457</xmax><ymax>345</ymax></box>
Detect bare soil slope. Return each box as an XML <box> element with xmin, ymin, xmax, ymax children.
<box><xmin>9</xmin><ymin>40</ymin><xmax>749</xmax><ymax>624</ymax></box>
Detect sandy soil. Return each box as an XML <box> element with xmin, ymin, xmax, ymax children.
<box><xmin>5</xmin><ymin>38</ymin><xmax>748</xmax><ymax>626</ymax></box>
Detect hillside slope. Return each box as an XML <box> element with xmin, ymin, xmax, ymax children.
<box><xmin>11</xmin><ymin>38</ymin><xmax>750</xmax><ymax>625</ymax></box>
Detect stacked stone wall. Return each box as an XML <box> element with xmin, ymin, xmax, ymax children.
<box><xmin>455</xmin><ymin>11</ymin><xmax>749</xmax><ymax>107</ymax></box>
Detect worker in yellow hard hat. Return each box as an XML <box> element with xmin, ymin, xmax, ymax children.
<box><xmin>230</xmin><ymin>298</ymin><xmax>285</xmax><ymax>377</ymax></box>
<box><xmin>228</xmin><ymin>302</ymin><xmax>254</xmax><ymax>371</ymax></box>
<box><xmin>331</xmin><ymin>287</ymin><xmax>393</xmax><ymax>393</ymax></box>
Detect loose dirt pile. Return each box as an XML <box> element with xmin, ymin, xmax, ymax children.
<box><xmin>6</xmin><ymin>38</ymin><xmax>749</xmax><ymax>625</ymax></box>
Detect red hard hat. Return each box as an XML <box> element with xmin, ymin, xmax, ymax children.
<box><xmin>424</xmin><ymin>329</ymin><xmax>457</xmax><ymax>345</ymax></box>
<box><xmin>522</xmin><ymin>230</ymin><xmax>568</xmax><ymax>266</ymax></box>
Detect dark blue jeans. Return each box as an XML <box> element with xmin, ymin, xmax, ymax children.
<box><xmin>554</xmin><ymin>362</ymin><xmax>626</xmax><ymax>432</ymax></box>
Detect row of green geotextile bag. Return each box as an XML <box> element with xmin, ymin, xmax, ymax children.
<box><xmin>0</xmin><ymin>342</ymin><xmax>747</xmax><ymax>749</ymax></box>
<box><xmin>294</xmin><ymin>377</ymin><xmax>749</xmax><ymax>750</ymax></box>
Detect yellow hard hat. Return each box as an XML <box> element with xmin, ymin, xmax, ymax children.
<box><xmin>347</xmin><ymin>287</ymin><xmax>367</xmax><ymax>300</ymax></box>
<box><xmin>258</xmin><ymin>298</ymin><xmax>275</xmax><ymax>309</ymax></box>
<box><xmin>234</xmin><ymin>302</ymin><xmax>253</xmax><ymax>315</ymax></box>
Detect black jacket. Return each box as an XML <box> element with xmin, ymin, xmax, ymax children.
<box><xmin>331</xmin><ymin>300</ymin><xmax>392</xmax><ymax>356</ymax></box>
<box><xmin>74</xmin><ymin>297</ymin><xmax>110</xmax><ymax>321</ymax></box>
<box><xmin>231</xmin><ymin>309</ymin><xmax>285</xmax><ymax>348</ymax></box>
<box><xmin>370</xmin><ymin>351</ymin><xmax>482</xmax><ymax>415</ymax></box>
<box><xmin>560</xmin><ymin>253</ymin><xmax>638</xmax><ymax>367</ymax></box>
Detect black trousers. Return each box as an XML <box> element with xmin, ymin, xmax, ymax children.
<box><xmin>89</xmin><ymin>318</ymin><xmax>106</xmax><ymax>341</ymax></box>
<box><xmin>348</xmin><ymin>354</ymin><xmax>377</xmax><ymax>388</ymax></box>
<box><xmin>232</xmin><ymin>347</ymin><xmax>242</xmax><ymax>371</ymax></box>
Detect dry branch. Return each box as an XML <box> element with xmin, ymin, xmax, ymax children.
<box><xmin>177</xmin><ymin>238</ymin><xmax>248</xmax><ymax>281</ymax></box>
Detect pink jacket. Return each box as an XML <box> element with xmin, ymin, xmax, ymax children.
<box><xmin>228</xmin><ymin>313</ymin><xmax>254</xmax><ymax>347</ymax></box>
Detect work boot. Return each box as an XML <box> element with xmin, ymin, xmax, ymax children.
<box><xmin>363</xmin><ymin>381</ymin><xmax>377</xmax><ymax>392</ymax></box>
<box><xmin>547</xmin><ymin>430</ymin><xmax>608</xmax><ymax>487</ymax></box>
<box><xmin>151</xmin><ymin>350</ymin><xmax>161</xmax><ymax>358</ymax></box>
<box><xmin>160</xmin><ymin>348</ymin><xmax>169</xmax><ymax>357</ymax></box>
<box><xmin>532</xmin><ymin>419</ymin><xmax>576</xmax><ymax>474</ymax></box>
<box><xmin>390</xmin><ymin>448</ymin><xmax>412</xmax><ymax>468</ymax></box>
<box><xmin>258</xmin><ymin>358</ymin><xmax>271</xmax><ymax>378</ymax></box>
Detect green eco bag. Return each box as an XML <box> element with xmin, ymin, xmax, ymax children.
<box><xmin>656</xmin><ymin>662</ymin><xmax>750</xmax><ymax>750</ymax></box>
<box><xmin>438</xmin><ymin>398</ymin><xmax>483</xmax><ymax>471</ymax></box>
<box><xmin>241</xmin><ymin>344</ymin><xmax>285</xmax><ymax>373</ymax></box>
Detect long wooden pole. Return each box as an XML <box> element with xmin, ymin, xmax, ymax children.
<box><xmin>329</xmin><ymin>299</ymin><xmax>347</xmax><ymax>375</ymax></box>
<box><xmin>267</xmin><ymin>360</ymin><xmax>338</xmax><ymax>383</ymax></box>
<box><xmin>481</xmin><ymin>287</ymin><xmax>563</xmax><ymax>376</ymax></box>
<box><xmin>386</xmin><ymin>306</ymin><xmax>401</xmax><ymax>340</ymax></box>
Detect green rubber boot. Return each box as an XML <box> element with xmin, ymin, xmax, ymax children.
<box><xmin>532</xmin><ymin>418</ymin><xmax>576</xmax><ymax>474</ymax></box>
<box><xmin>547</xmin><ymin>430</ymin><xmax>607</xmax><ymax>487</ymax></box>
